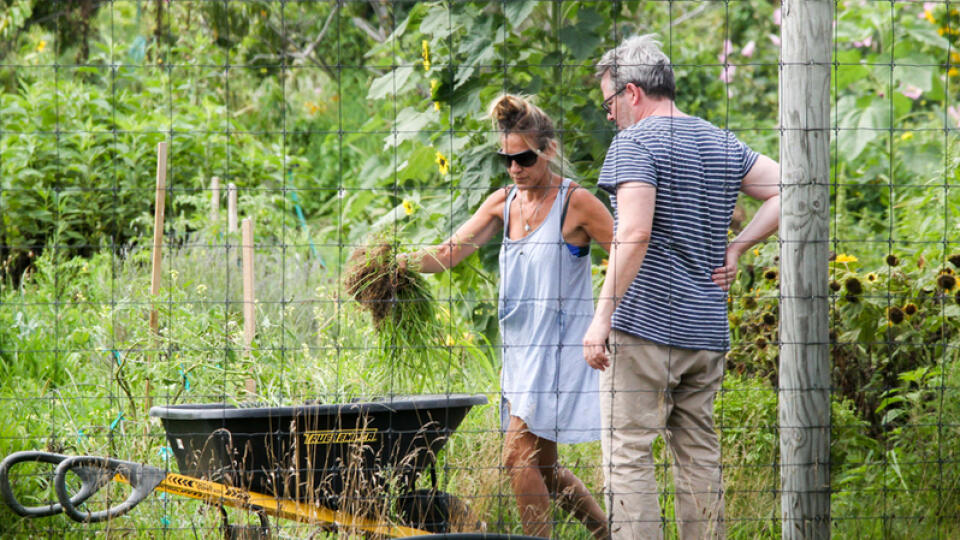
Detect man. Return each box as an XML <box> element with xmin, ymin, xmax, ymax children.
<box><xmin>583</xmin><ymin>35</ymin><xmax>780</xmax><ymax>539</ymax></box>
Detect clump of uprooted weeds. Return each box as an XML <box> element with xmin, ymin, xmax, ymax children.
<box><xmin>344</xmin><ymin>242</ymin><xmax>435</xmax><ymax>335</ymax></box>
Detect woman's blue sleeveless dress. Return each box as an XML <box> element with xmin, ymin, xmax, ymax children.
<box><xmin>498</xmin><ymin>178</ymin><xmax>601</xmax><ymax>443</ymax></box>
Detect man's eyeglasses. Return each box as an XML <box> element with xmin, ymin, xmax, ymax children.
<box><xmin>600</xmin><ymin>87</ymin><xmax>627</xmax><ymax>114</ymax></box>
<box><xmin>497</xmin><ymin>149</ymin><xmax>539</xmax><ymax>168</ymax></box>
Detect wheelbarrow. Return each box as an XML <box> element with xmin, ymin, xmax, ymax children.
<box><xmin>1</xmin><ymin>393</ymin><xmax>489</xmax><ymax>537</ymax></box>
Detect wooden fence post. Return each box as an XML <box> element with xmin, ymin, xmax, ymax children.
<box><xmin>241</xmin><ymin>218</ymin><xmax>256</xmax><ymax>395</ymax></box>
<box><xmin>779</xmin><ymin>1</ymin><xmax>832</xmax><ymax>538</ymax></box>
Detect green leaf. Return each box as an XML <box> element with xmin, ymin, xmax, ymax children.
<box><xmin>905</xmin><ymin>25</ymin><xmax>950</xmax><ymax>52</ymax></box>
<box><xmin>420</xmin><ymin>4</ymin><xmax>461</xmax><ymax>40</ymax></box>
<box><xmin>397</xmin><ymin>145</ymin><xmax>437</xmax><ymax>182</ymax></box>
<box><xmin>558</xmin><ymin>6</ymin><xmax>604</xmax><ymax>60</ymax></box>
<box><xmin>504</xmin><ymin>0</ymin><xmax>538</xmax><ymax>25</ymax></box>
<box><xmin>835</xmin><ymin>50</ymin><xmax>870</xmax><ymax>90</ymax></box>
<box><xmin>894</xmin><ymin>56</ymin><xmax>935</xmax><ymax>93</ymax></box>
<box><xmin>367</xmin><ymin>66</ymin><xmax>415</xmax><ymax>101</ymax></box>
<box><xmin>384</xmin><ymin>107</ymin><xmax>437</xmax><ymax>148</ymax></box>
<box><xmin>455</xmin><ymin>38</ymin><xmax>495</xmax><ymax>89</ymax></box>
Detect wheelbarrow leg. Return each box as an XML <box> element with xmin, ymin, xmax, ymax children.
<box><xmin>219</xmin><ymin>505</ymin><xmax>270</xmax><ymax>540</ymax></box>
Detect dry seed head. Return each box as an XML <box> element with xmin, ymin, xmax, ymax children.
<box><xmin>844</xmin><ymin>277</ymin><xmax>863</xmax><ymax>295</ymax></box>
<box><xmin>937</xmin><ymin>273</ymin><xmax>957</xmax><ymax>291</ymax></box>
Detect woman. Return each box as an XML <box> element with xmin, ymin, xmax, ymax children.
<box><xmin>399</xmin><ymin>94</ymin><xmax>613</xmax><ymax>538</ymax></box>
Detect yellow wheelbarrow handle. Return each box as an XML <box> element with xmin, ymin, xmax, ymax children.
<box><xmin>1</xmin><ymin>451</ymin><xmax>430</xmax><ymax>537</ymax></box>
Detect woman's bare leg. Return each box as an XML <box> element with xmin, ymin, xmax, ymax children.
<box><xmin>504</xmin><ymin>416</ymin><xmax>609</xmax><ymax>539</ymax></box>
<box><xmin>547</xmin><ymin>462</ymin><xmax>610</xmax><ymax>539</ymax></box>
<box><xmin>504</xmin><ymin>416</ymin><xmax>552</xmax><ymax>537</ymax></box>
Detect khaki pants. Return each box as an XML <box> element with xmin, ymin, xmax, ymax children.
<box><xmin>601</xmin><ymin>330</ymin><xmax>725</xmax><ymax>540</ymax></box>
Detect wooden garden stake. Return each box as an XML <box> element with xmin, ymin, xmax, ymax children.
<box><xmin>149</xmin><ymin>141</ymin><xmax>167</xmax><ymax>336</ymax></box>
<box><xmin>227</xmin><ymin>183</ymin><xmax>238</xmax><ymax>233</ymax></box>
<box><xmin>241</xmin><ymin>218</ymin><xmax>257</xmax><ymax>395</ymax></box>
<box><xmin>148</xmin><ymin>141</ymin><xmax>168</xmax><ymax>411</ymax></box>
<box><xmin>210</xmin><ymin>176</ymin><xmax>220</xmax><ymax>222</ymax></box>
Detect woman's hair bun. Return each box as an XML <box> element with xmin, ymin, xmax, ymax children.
<box><xmin>491</xmin><ymin>94</ymin><xmax>528</xmax><ymax>131</ymax></box>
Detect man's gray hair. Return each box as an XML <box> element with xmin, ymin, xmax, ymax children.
<box><xmin>596</xmin><ymin>34</ymin><xmax>675</xmax><ymax>101</ymax></box>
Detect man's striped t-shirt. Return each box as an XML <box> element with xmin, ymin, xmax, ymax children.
<box><xmin>598</xmin><ymin>115</ymin><xmax>759</xmax><ymax>351</ymax></box>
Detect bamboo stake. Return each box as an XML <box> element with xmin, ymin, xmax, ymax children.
<box><xmin>209</xmin><ymin>176</ymin><xmax>220</xmax><ymax>222</ymax></box>
<box><xmin>241</xmin><ymin>218</ymin><xmax>256</xmax><ymax>395</ymax></box>
<box><xmin>227</xmin><ymin>183</ymin><xmax>238</xmax><ymax>233</ymax></box>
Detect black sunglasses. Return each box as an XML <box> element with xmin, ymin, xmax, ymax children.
<box><xmin>601</xmin><ymin>86</ymin><xmax>627</xmax><ymax>114</ymax></box>
<box><xmin>497</xmin><ymin>149</ymin><xmax>539</xmax><ymax>168</ymax></box>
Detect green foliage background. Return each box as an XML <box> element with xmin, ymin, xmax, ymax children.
<box><xmin>0</xmin><ymin>1</ymin><xmax>958</xmax><ymax>538</ymax></box>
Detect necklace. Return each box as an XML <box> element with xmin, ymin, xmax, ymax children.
<box><xmin>518</xmin><ymin>190</ymin><xmax>549</xmax><ymax>232</ymax></box>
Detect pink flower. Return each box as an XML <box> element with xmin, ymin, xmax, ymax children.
<box><xmin>853</xmin><ymin>35</ymin><xmax>873</xmax><ymax>48</ymax></box>
<box><xmin>719</xmin><ymin>39</ymin><xmax>734</xmax><ymax>63</ymax></box>
<box><xmin>769</xmin><ymin>34</ymin><xmax>781</xmax><ymax>47</ymax></box>
<box><xmin>741</xmin><ymin>40</ymin><xmax>756</xmax><ymax>58</ymax></box>
<box><xmin>900</xmin><ymin>84</ymin><xmax>922</xmax><ymax>100</ymax></box>
<box><xmin>719</xmin><ymin>64</ymin><xmax>737</xmax><ymax>84</ymax></box>
<box><xmin>773</xmin><ymin>8</ymin><xmax>781</xmax><ymax>26</ymax></box>
<box><xmin>948</xmin><ymin>105</ymin><xmax>960</xmax><ymax>127</ymax></box>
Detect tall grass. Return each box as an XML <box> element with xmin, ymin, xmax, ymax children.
<box><xmin>1</xmin><ymin>234</ymin><xmax>958</xmax><ymax>538</ymax></box>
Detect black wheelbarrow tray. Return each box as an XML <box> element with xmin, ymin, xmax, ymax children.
<box><xmin>1</xmin><ymin>393</ymin><xmax>488</xmax><ymax>537</ymax></box>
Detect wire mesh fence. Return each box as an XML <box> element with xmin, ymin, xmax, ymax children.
<box><xmin>0</xmin><ymin>1</ymin><xmax>958</xmax><ymax>538</ymax></box>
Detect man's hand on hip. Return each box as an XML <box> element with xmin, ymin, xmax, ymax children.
<box><xmin>711</xmin><ymin>246</ymin><xmax>741</xmax><ymax>291</ymax></box>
